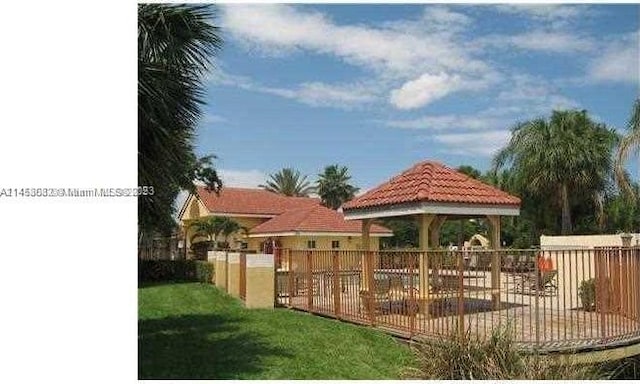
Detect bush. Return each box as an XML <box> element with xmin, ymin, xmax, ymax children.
<box><xmin>404</xmin><ymin>325</ymin><xmax>606</xmax><ymax>380</ymax></box>
<box><xmin>604</xmin><ymin>355</ymin><xmax>640</xmax><ymax>379</ymax></box>
<box><xmin>139</xmin><ymin>260</ymin><xmax>214</xmax><ymax>284</ymax></box>
<box><xmin>191</xmin><ymin>241</ymin><xmax>213</xmax><ymax>260</ymax></box>
<box><xmin>195</xmin><ymin>261</ymin><xmax>214</xmax><ymax>283</ymax></box>
<box><xmin>578</xmin><ymin>278</ymin><xmax>596</xmax><ymax>312</ymax></box>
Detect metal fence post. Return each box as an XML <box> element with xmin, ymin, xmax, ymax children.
<box><xmin>307</xmin><ymin>251</ymin><xmax>313</xmax><ymax>311</ymax></box>
<box><xmin>458</xmin><ymin>251</ymin><xmax>465</xmax><ymax>341</ymax></box>
<box><xmin>534</xmin><ymin>250</ymin><xmax>540</xmax><ymax>350</ymax></box>
<box><xmin>367</xmin><ymin>250</ymin><xmax>376</xmax><ymax>326</ymax></box>
<box><xmin>333</xmin><ymin>251</ymin><xmax>341</xmax><ymax>318</ymax></box>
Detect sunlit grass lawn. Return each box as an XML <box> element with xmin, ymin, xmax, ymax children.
<box><xmin>138</xmin><ymin>282</ymin><xmax>416</xmax><ymax>379</ymax></box>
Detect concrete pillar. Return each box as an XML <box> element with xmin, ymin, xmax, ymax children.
<box><xmin>486</xmin><ymin>215</ymin><xmax>501</xmax><ymax>310</ymax></box>
<box><xmin>245</xmin><ymin>253</ymin><xmax>275</xmax><ymax>309</ymax></box>
<box><xmin>214</xmin><ymin>251</ymin><xmax>228</xmax><ymax>291</ymax></box>
<box><xmin>227</xmin><ymin>252</ymin><xmax>241</xmax><ymax>298</ymax></box>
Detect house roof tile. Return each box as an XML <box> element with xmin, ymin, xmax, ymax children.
<box><xmin>342</xmin><ymin>161</ymin><xmax>521</xmax><ymax>210</ymax></box>
<box><xmin>249</xmin><ymin>205</ymin><xmax>392</xmax><ymax>235</ymax></box>
<box><xmin>195</xmin><ymin>186</ymin><xmax>320</xmax><ymax>216</ymax></box>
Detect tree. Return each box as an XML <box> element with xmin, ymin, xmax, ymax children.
<box><xmin>260</xmin><ymin>168</ymin><xmax>315</xmax><ymax>197</ymax></box>
<box><xmin>317</xmin><ymin>164</ymin><xmax>360</xmax><ymax>209</ymax></box>
<box><xmin>220</xmin><ymin>218</ymin><xmax>242</xmax><ymax>248</ymax></box>
<box><xmin>379</xmin><ymin>218</ymin><xmax>419</xmax><ymax>249</ymax></box>
<box><xmin>456</xmin><ymin>165</ymin><xmax>482</xmax><ymax>180</ymax></box>
<box><xmin>138</xmin><ymin>4</ymin><xmax>223</xmax><ymax>237</ymax></box>
<box><xmin>614</xmin><ymin>98</ymin><xmax>640</xmax><ymax>199</ymax></box>
<box><xmin>189</xmin><ymin>216</ymin><xmax>227</xmax><ymax>246</ymax></box>
<box><xmin>494</xmin><ymin>110</ymin><xmax>618</xmax><ymax>235</ymax></box>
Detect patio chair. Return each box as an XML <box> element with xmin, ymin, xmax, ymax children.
<box><xmin>516</xmin><ymin>269</ymin><xmax>558</xmax><ymax>296</ymax></box>
<box><xmin>537</xmin><ymin>270</ymin><xmax>558</xmax><ymax>295</ymax></box>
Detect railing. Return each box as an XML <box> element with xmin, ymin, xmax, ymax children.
<box><xmin>275</xmin><ymin>247</ymin><xmax>640</xmax><ymax>352</ymax></box>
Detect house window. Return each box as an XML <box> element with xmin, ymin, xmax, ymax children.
<box><xmin>307</xmin><ymin>240</ymin><xmax>316</xmax><ymax>249</ymax></box>
<box><xmin>331</xmin><ymin>240</ymin><xmax>340</xmax><ymax>249</ymax></box>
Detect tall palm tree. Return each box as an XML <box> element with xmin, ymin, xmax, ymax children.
<box><xmin>615</xmin><ymin>98</ymin><xmax>640</xmax><ymax>199</ymax></box>
<box><xmin>317</xmin><ymin>164</ymin><xmax>360</xmax><ymax>209</ymax></box>
<box><xmin>260</xmin><ymin>168</ymin><xmax>315</xmax><ymax>197</ymax></box>
<box><xmin>138</xmin><ymin>4</ymin><xmax>223</xmax><ymax>236</ymax></box>
<box><xmin>494</xmin><ymin>110</ymin><xmax>618</xmax><ymax>235</ymax></box>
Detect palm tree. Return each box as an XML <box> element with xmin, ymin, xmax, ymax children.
<box><xmin>188</xmin><ymin>216</ymin><xmax>227</xmax><ymax>247</ymax></box>
<box><xmin>494</xmin><ymin>110</ymin><xmax>618</xmax><ymax>235</ymax></box>
<box><xmin>614</xmin><ymin>98</ymin><xmax>640</xmax><ymax>199</ymax></box>
<box><xmin>317</xmin><ymin>164</ymin><xmax>360</xmax><ymax>209</ymax></box>
<box><xmin>220</xmin><ymin>218</ymin><xmax>242</xmax><ymax>249</ymax></box>
<box><xmin>138</xmin><ymin>4</ymin><xmax>223</xmax><ymax>236</ymax></box>
<box><xmin>260</xmin><ymin>168</ymin><xmax>315</xmax><ymax>197</ymax></box>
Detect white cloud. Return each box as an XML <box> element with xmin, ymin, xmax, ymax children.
<box><xmin>432</xmin><ymin>130</ymin><xmax>512</xmax><ymax>157</ymax></box>
<box><xmin>387</xmin><ymin>114</ymin><xmax>504</xmax><ymax>131</ymax></box>
<box><xmin>509</xmin><ymin>31</ymin><xmax>594</xmax><ymax>53</ymax></box>
<box><xmin>264</xmin><ymin>82</ymin><xmax>379</xmax><ymax>108</ymax></box>
<box><xmin>220</xmin><ymin>4</ymin><xmax>494</xmax><ymax>109</ymax></box>
<box><xmin>587</xmin><ymin>31</ymin><xmax>639</xmax><ymax>84</ymax></box>
<box><xmin>218</xmin><ymin>169</ymin><xmax>267</xmax><ymax>188</ymax></box>
<box><xmin>387</xmin><ymin>73</ymin><xmax>581</xmax><ymax>132</ymax></box>
<box><xmin>477</xmin><ymin>30</ymin><xmax>595</xmax><ymax>53</ymax></box>
<box><xmin>210</xmin><ymin>69</ymin><xmax>379</xmax><ymax>109</ymax></box>
<box><xmin>389</xmin><ymin>72</ymin><xmax>463</xmax><ymax>109</ymax></box>
<box><xmin>497</xmin><ymin>74</ymin><xmax>581</xmax><ymax>113</ymax></box>
<box><xmin>221</xmin><ymin>4</ymin><xmax>486</xmax><ymax>76</ymax></box>
<box><xmin>493</xmin><ymin>4</ymin><xmax>588</xmax><ymax>26</ymax></box>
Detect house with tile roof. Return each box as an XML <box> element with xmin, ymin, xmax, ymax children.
<box><xmin>178</xmin><ymin>186</ymin><xmax>392</xmax><ymax>255</ymax></box>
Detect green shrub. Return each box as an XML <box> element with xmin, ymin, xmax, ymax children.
<box><xmin>195</xmin><ymin>261</ymin><xmax>214</xmax><ymax>283</ymax></box>
<box><xmin>605</xmin><ymin>355</ymin><xmax>640</xmax><ymax>379</ymax></box>
<box><xmin>190</xmin><ymin>241</ymin><xmax>213</xmax><ymax>260</ymax></box>
<box><xmin>578</xmin><ymin>278</ymin><xmax>596</xmax><ymax>312</ymax></box>
<box><xmin>404</xmin><ymin>325</ymin><xmax>605</xmax><ymax>380</ymax></box>
<box><xmin>138</xmin><ymin>260</ymin><xmax>214</xmax><ymax>283</ymax></box>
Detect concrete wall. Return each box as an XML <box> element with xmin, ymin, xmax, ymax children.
<box><xmin>244</xmin><ymin>254</ymin><xmax>275</xmax><ymax>309</ymax></box>
<box><xmin>540</xmin><ymin>234</ymin><xmax>640</xmax><ymax>249</ymax></box>
<box><xmin>540</xmin><ymin>234</ymin><xmax>639</xmax><ymax>311</ymax></box>
<box><xmin>227</xmin><ymin>252</ymin><xmax>240</xmax><ymax>298</ymax></box>
<box><xmin>214</xmin><ymin>251</ymin><xmax>227</xmax><ymax>291</ymax></box>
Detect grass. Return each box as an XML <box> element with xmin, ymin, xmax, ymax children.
<box><xmin>404</xmin><ymin>325</ymin><xmax>617</xmax><ymax>380</ymax></box>
<box><xmin>138</xmin><ymin>282</ymin><xmax>416</xmax><ymax>379</ymax></box>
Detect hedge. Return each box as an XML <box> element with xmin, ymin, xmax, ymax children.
<box><xmin>139</xmin><ymin>260</ymin><xmax>215</xmax><ymax>284</ymax></box>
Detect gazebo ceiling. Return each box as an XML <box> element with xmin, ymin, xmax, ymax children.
<box><xmin>343</xmin><ymin>160</ymin><xmax>521</xmax><ymax>220</ymax></box>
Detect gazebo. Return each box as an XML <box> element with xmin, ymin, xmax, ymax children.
<box><xmin>342</xmin><ymin>160</ymin><xmax>521</xmax><ymax>310</ymax></box>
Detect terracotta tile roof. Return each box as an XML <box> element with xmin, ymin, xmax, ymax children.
<box><xmin>343</xmin><ymin>160</ymin><xmax>521</xmax><ymax>210</ymax></box>
<box><xmin>195</xmin><ymin>186</ymin><xmax>320</xmax><ymax>216</ymax></box>
<box><xmin>249</xmin><ymin>205</ymin><xmax>392</xmax><ymax>235</ymax></box>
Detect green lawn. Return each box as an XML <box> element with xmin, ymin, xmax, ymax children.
<box><xmin>138</xmin><ymin>282</ymin><xmax>416</xmax><ymax>379</ymax></box>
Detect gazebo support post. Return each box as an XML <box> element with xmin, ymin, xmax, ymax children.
<box><xmin>360</xmin><ymin>218</ymin><xmax>373</xmax><ymax>292</ymax></box>
<box><xmin>486</xmin><ymin>215</ymin><xmax>501</xmax><ymax>310</ymax></box>
<box><xmin>429</xmin><ymin>215</ymin><xmax>447</xmax><ymax>249</ymax></box>
<box><xmin>418</xmin><ymin>213</ymin><xmax>436</xmax><ymax>315</ymax></box>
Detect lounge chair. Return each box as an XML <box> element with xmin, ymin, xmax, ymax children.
<box><xmin>537</xmin><ymin>270</ymin><xmax>558</xmax><ymax>294</ymax></box>
<box><xmin>516</xmin><ymin>269</ymin><xmax>558</xmax><ymax>295</ymax></box>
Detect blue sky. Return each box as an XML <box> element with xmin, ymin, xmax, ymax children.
<box><xmin>196</xmin><ymin>3</ymin><xmax>639</xmax><ymax>192</ymax></box>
